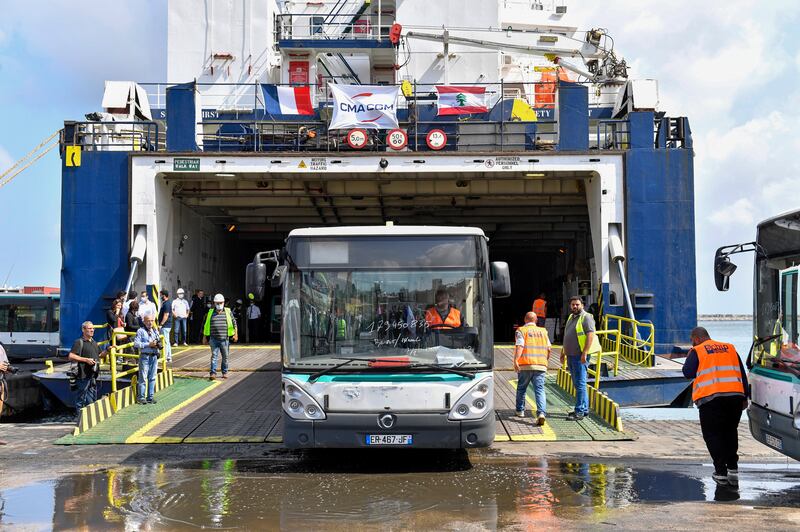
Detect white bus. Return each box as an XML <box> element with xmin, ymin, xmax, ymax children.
<box><xmin>0</xmin><ymin>294</ymin><xmax>60</xmax><ymax>360</ymax></box>
<box><xmin>715</xmin><ymin>209</ymin><xmax>800</xmax><ymax>460</ymax></box>
<box><xmin>247</xmin><ymin>225</ymin><xmax>510</xmax><ymax>448</ymax></box>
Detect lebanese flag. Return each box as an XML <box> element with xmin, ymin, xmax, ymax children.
<box><xmin>262</xmin><ymin>84</ymin><xmax>315</xmax><ymax>115</ymax></box>
<box><xmin>436</xmin><ymin>86</ymin><xmax>488</xmax><ymax>115</ymax></box>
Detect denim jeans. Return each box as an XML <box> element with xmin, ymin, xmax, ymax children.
<box><xmin>209</xmin><ymin>337</ymin><xmax>230</xmax><ymax>375</ymax></box>
<box><xmin>567</xmin><ymin>355</ymin><xmax>590</xmax><ymax>415</ymax></box>
<box><xmin>173</xmin><ymin>318</ymin><xmax>187</xmax><ymax>344</ymax></box>
<box><xmin>137</xmin><ymin>352</ymin><xmax>159</xmax><ymax>401</ymax></box>
<box><xmin>516</xmin><ymin>370</ymin><xmax>547</xmax><ymax>416</ymax></box>
<box><xmin>161</xmin><ymin>327</ymin><xmax>172</xmax><ymax>361</ymax></box>
<box><xmin>74</xmin><ymin>377</ymin><xmax>96</xmax><ymax>411</ymax></box>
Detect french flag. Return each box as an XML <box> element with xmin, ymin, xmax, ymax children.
<box><xmin>262</xmin><ymin>85</ymin><xmax>315</xmax><ymax>116</ymax></box>
<box><xmin>435</xmin><ymin>85</ymin><xmax>488</xmax><ymax>116</ymax></box>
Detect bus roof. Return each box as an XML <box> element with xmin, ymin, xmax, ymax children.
<box><xmin>287</xmin><ymin>225</ymin><xmax>487</xmax><ymax>239</ymax></box>
<box><xmin>758</xmin><ymin>208</ymin><xmax>800</xmax><ymax>229</ymax></box>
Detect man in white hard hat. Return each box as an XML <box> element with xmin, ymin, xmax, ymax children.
<box><xmin>202</xmin><ymin>293</ymin><xmax>238</xmax><ymax>379</ymax></box>
<box><xmin>171</xmin><ymin>287</ymin><xmax>190</xmax><ymax>346</ymax></box>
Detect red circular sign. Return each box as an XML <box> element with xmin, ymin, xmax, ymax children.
<box><xmin>426</xmin><ymin>129</ymin><xmax>447</xmax><ymax>150</ymax></box>
<box><xmin>346</xmin><ymin>128</ymin><xmax>368</xmax><ymax>149</ymax></box>
<box><xmin>386</xmin><ymin>129</ymin><xmax>408</xmax><ymax>150</ymax></box>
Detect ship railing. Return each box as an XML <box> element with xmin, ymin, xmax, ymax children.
<box><xmin>197</xmin><ymin>117</ymin><xmax>558</xmax><ymax>152</ymax></box>
<box><xmin>62</xmin><ymin>121</ymin><xmax>163</xmax><ymax>152</ymax></box>
<box><xmin>101</xmin><ymin>330</ymin><xmax>168</xmax><ymax>394</ymax></box>
<box><xmin>601</xmin><ymin>313</ymin><xmax>655</xmax><ymax>367</ymax></box>
<box><xmin>276</xmin><ymin>12</ymin><xmax>393</xmax><ymax>42</ymax></box>
<box><xmin>593</xmin><ymin>120</ymin><xmax>630</xmax><ymax>150</ymax></box>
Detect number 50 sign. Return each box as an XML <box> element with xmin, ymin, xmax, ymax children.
<box><xmin>386</xmin><ymin>129</ymin><xmax>408</xmax><ymax>150</ymax></box>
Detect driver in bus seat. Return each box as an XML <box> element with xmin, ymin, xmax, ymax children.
<box><xmin>425</xmin><ymin>289</ymin><xmax>463</xmax><ymax>329</ymax></box>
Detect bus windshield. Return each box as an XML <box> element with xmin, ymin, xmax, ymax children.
<box><xmin>282</xmin><ymin>236</ymin><xmax>492</xmax><ymax>370</ymax></box>
<box><xmin>754</xmin><ymin>214</ymin><xmax>800</xmax><ymax>373</ymax></box>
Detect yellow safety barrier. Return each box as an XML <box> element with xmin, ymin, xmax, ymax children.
<box><xmin>601</xmin><ymin>314</ymin><xmax>655</xmax><ymax>367</ymax></box>
<box><xmin>585</xmin><ymin>328</ymin><xmax>620</xmax><ymax>389</ymax></box>
<box><xmin>104</xmin><ymin>329</ymin><xmax>169</xmax><ymax>395</ymax></box>
<box><xmin>556</xmin><ymin>366</ymin><xmax>624</xmax><ymax>431</ymax></box>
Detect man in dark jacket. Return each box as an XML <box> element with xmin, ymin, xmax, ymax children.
<box><xmin>189</xmin><ymin>289</ymin><xmax>208</xmax><ymax>344</ymax></box>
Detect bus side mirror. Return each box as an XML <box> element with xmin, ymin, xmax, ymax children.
<box><xmin>491</xmin><ymin>261</ymin><xmax>511</xmax><ymax>298</ymax></box>
<box><xmin>714</xmin><ymin>248</ymin><xmax>737</xmax><ymax>292</ymax></box>
<box><xmin>246</xmin><ymin>262</ymin><xmax>267</xmax><ymax>302</ymax></box>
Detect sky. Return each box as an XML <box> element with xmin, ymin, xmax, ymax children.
<box><xmin>1</xmin><ymin>1</ymin><xmax>799</xmax><ymax>313</ymax></box>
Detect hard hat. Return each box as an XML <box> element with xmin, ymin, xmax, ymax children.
<box><xmin>176</xmin><ymin>288</ymin><xmax>185</xmax><ymax>294</ymax></box>
<box><xmin>213</xmin><ymin>293</ymin><xmax>224</xmax><ymax>303</ymax></box>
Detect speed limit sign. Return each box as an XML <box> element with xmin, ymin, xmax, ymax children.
<box><xmin>346</xmin><ymin>128</ymin><xmax>368</xmax><ymax>149</ymax></box>
<box><xmin>426</xmin><ymin>129</ymin><xmax>447</xmax><ymax>150</ymax></box>
<box><xmin>386</xmin><ymin>129</ymin><xmax>408</xmax><ymax>150</ymax></box>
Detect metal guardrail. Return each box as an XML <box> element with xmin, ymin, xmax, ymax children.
<box><xmin>601</xmin><ymin>313</ymin><xmax>655</xmax><ymax>367</ymax></box>
<box><xmin>105</xmin><ymin>330</ymin><xmax>168</xmax><ymax>394</ymax></box>
<box><xmin>62</xmin><ymin>121</ymin><xmax>163</xmax><ymax>152</ymax></box>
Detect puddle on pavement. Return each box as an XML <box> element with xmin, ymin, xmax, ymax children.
<box><xmin>1</xmin><ymin>452</ymin><xmax>799</xmax><ymax>529</ymax></box>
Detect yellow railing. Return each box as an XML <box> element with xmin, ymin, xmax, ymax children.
<box><xmin>103</xmin><ymin>328</ymin><xmax>168</xmax><ymax>394</ymax></box>
<box><xmin>601</xmin><ymin>314</ymin><xmax>655</xmax><ymax>367</ymax></box>
<box><xmin>585</xmin><ymin>328</ymin><xmax>620</xmax><ymax>389</ymax></box>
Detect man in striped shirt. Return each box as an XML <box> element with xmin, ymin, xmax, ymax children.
<box><xmin>202</xmin><ymin>293</ymin><xmax>238</xmax><ymax>380</ymax></box>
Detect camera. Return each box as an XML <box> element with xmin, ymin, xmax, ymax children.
<box><xmin>155</xmin><ymin>339</ymin><xmax>164</xmax><ymax>351</ymax></box>
<box><xmin>7</xmin><ymin>365</ymin><xmax>19</xmax><ymax>375</ymax></box>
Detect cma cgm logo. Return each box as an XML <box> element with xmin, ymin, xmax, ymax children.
<box><xmin>340</xmin><ymin>92</ymin><xmax>394</xmax><ymax>122</ymax></box>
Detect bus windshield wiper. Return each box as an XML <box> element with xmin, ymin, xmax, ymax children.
<box><xmin>308</xmin><ymin>357</ymin><xmax>379</xmax><ymax>382</ymax></box>
<box><xmin>408</xmin><ymin>363</ymin><xmax>476</xmax><ymax>379</ymax></box>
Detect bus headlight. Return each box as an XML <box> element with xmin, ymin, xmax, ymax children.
<box><xmin>448</xmin><ymin>376</ymin><xmax>493</xmax><ymax>421</ymax></box>
<box><xmin>283</xmin><ymin>378</ymin><xmax>326</xmax><ymax>420</ymax></box>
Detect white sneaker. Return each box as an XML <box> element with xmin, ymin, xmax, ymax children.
<box><xmin>172</xmin><ymin>343</ymin><xmax>178</xmax><ymax>347</ymax></box>
<box><xmin>515</xmin><ymin>410</ymin><xmax>525</xmax><ymax>418</ymax></box>
<box><xmin>537</xmin><ymin>414</ymin><xmax>546</xmax><ymax>426</ymax></box>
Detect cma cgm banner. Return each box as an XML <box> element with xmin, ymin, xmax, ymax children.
<box><xmin>329</xmin><ymin>84</ymin><xmax>400</xmax><ymax>130</ymax></box>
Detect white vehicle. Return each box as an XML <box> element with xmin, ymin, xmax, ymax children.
<box><xmin>247</xmin><ymin>225</ymin><xmax>510</xmax><ymax>448</ymax></box>
<box><xmin>715</xmin><ymin>210</ymin><xmax>800</xmax><ymax>460</ymax></box>
<box><xmin>0</xmin><ymin>294</ymin><xmax>60</xmax><ymax>360</ymax></box>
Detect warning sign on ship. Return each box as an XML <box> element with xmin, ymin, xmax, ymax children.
<box><xmin>426</xmin><ymin>129</ymin><xmax>447</xmax><ymax>151</ymax></box>
<box><xmin>346</xmin><ymin>129</ymin><xmax>368</xmax><ymax>149</ymax></box>
<box><xmin>386</xmin><ymin>129</ymin><xmax>408</xmax><ymax>150</ymax></box>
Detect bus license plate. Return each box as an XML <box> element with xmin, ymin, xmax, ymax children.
<box><xmin>366</xmin><ymin>435</ymin><xmax>413</xmax><ymax>445</ymax></box>
<box><xmin>765</xmin><ymin>432</ymin><xmax>783</xmax><ymax>450</ymax></box>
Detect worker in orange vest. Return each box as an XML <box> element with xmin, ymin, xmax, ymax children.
<box><xmin>514</xmin><ymin>311</ymin><xmax>551</xmax><ymax>425</ymax></box>
<box><xmin>683</xmin><ymin>326</ymin><xmax>749</xmax><ymax>486</ymax></box>
<box><xmin>425</xmin><ymin>289</ymin><xmax>462</xmax><ymax>329</ymax></box>
<box><xmin>532</xmin><ymin>293</ymin><xmax>547</xmax><ymax>326</ymax></box>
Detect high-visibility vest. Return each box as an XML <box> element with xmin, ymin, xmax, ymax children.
<box><xmin>336</xmin><ymin>318</ymin><xmax>347</xmax><ymax>339</ymax></box>
<box><xmin>566</xmin><ymin>312</ymin><xmax>602</xmax><ymax>354</ymax></box>
<box><xmin>691</xmin><ymin>339</ymin><xmax>745</xmax><ymax>403</ymax></box>
<box><xmin>517</xmin><ymin>323</ymin><xmax>550</xmax><ymax>370</ymax></box>
<box><xmin>532</xmin><ymin>298</ymin><xmax>547</xmax><ymax>319</ymax></box>
<box><xmin>203</xmin><ymin>307</ymin><xmax>236</xmax><ymax>337</ymax></box>
<box><xmin>425</xmin><ymin>307</ymin><xmax>462</xmax><ymax>328</ymax></box>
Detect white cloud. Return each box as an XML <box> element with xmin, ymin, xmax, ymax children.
<box><xmin>708</xmin><ymin>198</ymin><xmax>755</xmax><ymax>228</ymax></box>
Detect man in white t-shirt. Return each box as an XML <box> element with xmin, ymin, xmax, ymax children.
<box><xmin>137</xmin><ymin>291</ymin><xmax>158</xmax><ymax>321</ymax></box>
<box><xmin>171</xmin><ymin>288</ymin><xmax>191</xmax><ymax>346</ymax></box>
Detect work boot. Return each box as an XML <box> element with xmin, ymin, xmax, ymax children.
<box><xmin>515</xmin><ymin>410</ymin><xmax>525</xmax><ymax>418</ymax></box>
<box><xmin>712</xmin><ymin>472</ymin><xmax>728</xmax><ymax>485</ymax></box>
<box><xmin>209</xmin><ymin>373</ymin><xmax>217</xmax><ymax>381</ymax></box>
<box><xmin>566</xmin><ymin>411</ymin><xmax>584</xmax><ymax>421</ymax></box>
<box><xmin>537</xmin><ymin>413</ymin><xmax>546</xmax><ymax>426</ymax></box>
<box><xmin>136</xmin><ymin>399</ymin><xmax>147</xmax><ymax>405</ymax></box>
<box><xmin>147</xmin><ymin>398</ymin><xmax>158</xmax><ymax>405</ymax></box>
<box><xmin>221</xmin><ymin>373</ymin><xmax>228</xmax><ymax>380</ymax></box>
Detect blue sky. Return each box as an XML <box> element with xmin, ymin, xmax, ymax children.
<box><xmin>1</xmin><ymin>1</ymin><xmax>799</xmax><ymax>313</ymax></box>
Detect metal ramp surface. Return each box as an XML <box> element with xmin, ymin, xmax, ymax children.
<box><xmin>57</xmin><ymin>346</ymin><xmax>633</xmax><ymax>445</ymax></box>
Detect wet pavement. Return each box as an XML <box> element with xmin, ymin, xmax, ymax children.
<box><xmin>1</xmin><ymin>452</ymin><xmax>799</xmax><ymax>530</ymax></box>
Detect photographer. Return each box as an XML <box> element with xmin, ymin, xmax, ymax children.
<box><xmin>133</xmin><ymin>314</ymin><xmax>161</xmax><ymax>405</ymax></box>
<box><xmin>1</xmin><ymin>343</ymin><xmax>13</xmax><ymax>445</ymax></box>
<box><xmin>68</xmin><ymin>321</ymin><xmax>108</xmax><ymax>413</ymax></box>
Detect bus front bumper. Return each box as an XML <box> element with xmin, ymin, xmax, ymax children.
<box><xmin>283</xmin><ymin>411</ymin><xmax>495</xmax><ymax>449</ymax></box>
<box><xmin>748</xmin><ymin>402</ymin><xmax>800</xmax><ymax>460</ymax></box>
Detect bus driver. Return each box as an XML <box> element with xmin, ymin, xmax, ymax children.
<box><xmin>425</xmin><ymin>289</ymin><xmax>462</xmax><ymax>329</ymax></box>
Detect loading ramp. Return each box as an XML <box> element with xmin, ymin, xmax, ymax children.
<box><xmin>57</xmin><ymin>346</ymin><xmax>635</xmax><ymax>445</ymax></box>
